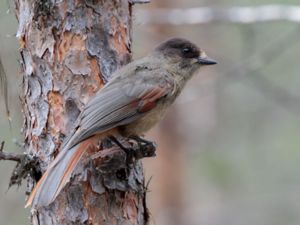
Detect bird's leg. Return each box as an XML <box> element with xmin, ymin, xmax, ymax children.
<box><xmin>129</xmin><ymin>135</ymin><xmax>156</xmax><ymax>147</ymax></box>
<box><xmin>128</xmin><ymin>135</ymin><xmax>156</xmax><ymax>158</ymax></box>
<box><xmin>106</xmin><ymin>136</ymin><xmax>135</xmax><ymax>163</ymax></box>
<box><xmin>100</xmin><ymin>137</ymin><xmax>114</xmax><ymax>149</ymax></box>
<box><xmin>106</xmin><ymin>136</ymin><xmax>129</xmax><ymax>151</ymax></box>
<box><xmin>104</xmin><ymin>135</ymin><xmax>156</xmax><ymax>162</ymax></box>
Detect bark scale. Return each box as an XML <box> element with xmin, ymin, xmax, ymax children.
<box><xmin>15</xmin><ymin>0</ymin><xmax>149</xmax><ymax>224</ymax></box>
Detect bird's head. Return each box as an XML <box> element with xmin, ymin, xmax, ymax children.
<box><xmin>154</xmin><ymin>38</ymin><xmax>216</xmax><ymax>79</ymax></box>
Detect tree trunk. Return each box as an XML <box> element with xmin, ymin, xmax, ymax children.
<box><xmin>15</xmin><ymin>1</ymin><xmax>149</xmax><ymax>224</ymax></box>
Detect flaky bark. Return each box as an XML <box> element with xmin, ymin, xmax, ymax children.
<box><xmin>15</xmin><ymin>0</ymin><xmax>149</xmax><ymax>224</ymax></box>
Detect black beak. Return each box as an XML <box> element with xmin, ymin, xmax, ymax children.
<box><xmin>197</xmin><ymin>57</ymin><xmax>217</xmax><ymax>65</ymax></box>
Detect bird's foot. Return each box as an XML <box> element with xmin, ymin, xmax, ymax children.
<box><xmin>104</xmin><ymin>135</ymin><xmax>156</xmax><ymax>163</ymax></box>
<box><xmin>106</xmin><ymin>136</ymin><xmax>134</xmax><ymax>158</ymax></box>
<box><xmin>128</xmin><ymin>135</ymin><xmax>156</xmax><ymax>158</ymax></box>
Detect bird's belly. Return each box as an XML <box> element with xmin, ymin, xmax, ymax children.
<box><xmin>120</xmin><ymin>104</ymin><xmax>168</xmax><ymax>136</ymax></box>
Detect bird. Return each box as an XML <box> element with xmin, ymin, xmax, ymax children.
<box><xmin>26</xmin><ymin>37</ymin><xmax>217</xmax><ymax>208</ymax></box>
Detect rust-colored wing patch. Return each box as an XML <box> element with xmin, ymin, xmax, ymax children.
<box><xmin>138</xmin><ymin>87</ymin><xmax>167</xmax><ymax>113</ymax></box>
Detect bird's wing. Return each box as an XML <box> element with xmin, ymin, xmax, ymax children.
<box><xmin>65</xmin><ymin>73</ymin><xmax>174</xmax><ymax>149</ymax></box>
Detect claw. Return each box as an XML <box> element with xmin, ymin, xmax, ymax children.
<box><xmin>129</xmin><ymin>136</ymin><xmax>156</xmax><ymax>158</ymax></box>
<box><xmin>104</xmin><ymin>135</ymin><xmax>156</xmax><ymax>163</ymax></box>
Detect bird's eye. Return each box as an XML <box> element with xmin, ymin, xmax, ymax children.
<box><xmin>182</xmin><ymin>48</ymin><xmax>191</xmax><ymax>54</ymax></box>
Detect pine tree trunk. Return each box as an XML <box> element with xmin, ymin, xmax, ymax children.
<box><xmin>15</xmin><ymin>1</ymin><xmax>149</xmax><ymax>224</ymax></box>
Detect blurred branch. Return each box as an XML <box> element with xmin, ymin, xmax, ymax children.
<box><xmin>6</xmin><ymin>0</ymin><xmax>11</xmax><ymax>14</ymax></box>
<box><xmin>0</xmin><ymin>57</ymin><xmax>12</xmax><ymax>127</ymax></box>
<box><xmin>129</xmin><ymin>0</ymin><xmax>150</xmax><ymax>4</ymax></box>
<box><xmin>245</xmin><ymin>71</ymin><xmax>300</xmax><ymax>113</ymax></box>
<box><xmin>0</xmin><ymin>141</ymin><xmax>23</xmax><ymax>162</ymax></box>
<box><xmin>136</xmin><ymin>5</ymin><xmax>300</xmax><ymax>25</ymax></box>
<box><xmin>224</xmin><ymin>27</ymin><xmax>300</xmax><ymax>75</ymax></box>
<box><xmin>226</xmin><ymin>27</ymin><xmax>300</xmax><ymax>113</ymax></box>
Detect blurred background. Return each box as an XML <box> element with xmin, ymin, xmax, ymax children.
<box><xmin>1</xmin><ymin>0</ymin><xmax>300</xmax><ymax>225</ymax></box>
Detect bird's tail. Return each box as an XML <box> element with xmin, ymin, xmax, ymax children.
<box><xmin>25</xmin><ymin>139</ymin><xmax>93</xmax><ymax>208</ymax></box>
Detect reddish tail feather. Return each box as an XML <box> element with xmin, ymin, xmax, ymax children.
<box><xmin>25</xmin><ymin>139</ymin><xmax>92</xmax><ymax>208</ymax></box>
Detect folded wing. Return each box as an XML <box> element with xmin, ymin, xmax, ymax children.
<box><xmin>66</xmin><ymin>75</ymin><xmax>173</xmax><ymax>149</ymax></box>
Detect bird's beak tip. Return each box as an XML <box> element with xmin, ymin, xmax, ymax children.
<box><xmin>197</xmin><ymin>57</ymin><xmax>217</xmax><ymax>65</ymax></box>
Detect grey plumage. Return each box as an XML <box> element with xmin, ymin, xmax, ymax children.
<box><xmin>65</xmin><ymin>58</ymin><xmax>176</xmax><ymax>149</ymax></box>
